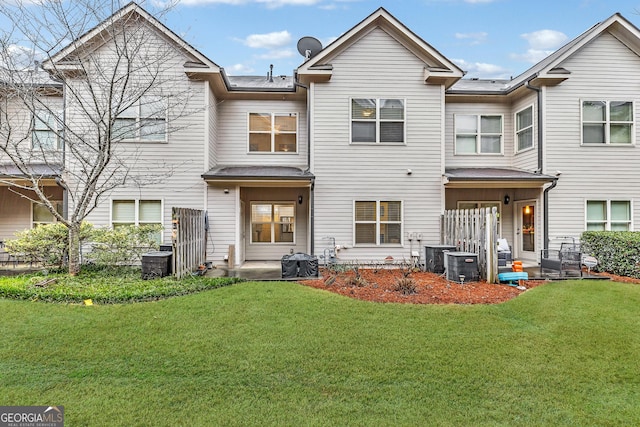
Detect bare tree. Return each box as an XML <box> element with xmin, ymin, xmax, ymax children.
<box><xmin>0</xmin><ymin>0</ymin><xmax>196</xmax><ymax>275</ymax></box>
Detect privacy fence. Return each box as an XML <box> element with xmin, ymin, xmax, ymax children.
<box><xmin>172</xmin><ymin>207</ymin><xmax>207</xmax><ymax>279</ymax></box>
<box><xmin>442</xmin><ymin>207</ymin><xmax>499</xmax><ymax>283</ymax></box>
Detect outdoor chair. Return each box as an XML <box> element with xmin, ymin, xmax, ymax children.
<box><xmin>497</xmin><ymin>238</ymin><xmax>512</xmax><ymax>267</ymax></box>
<box><xmin>540</xmin><ymin>242</ymin><xmax>582</xmax><ymax>277</ymax></box>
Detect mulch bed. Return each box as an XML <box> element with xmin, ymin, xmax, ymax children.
<box><xmin>299</xmin><ymin>267</ymin><xmax>548</xmax><ymax>305</ymax></box>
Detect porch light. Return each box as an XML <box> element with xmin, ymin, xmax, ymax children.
<box><xmin>504</xmin><ymin>195</ymin><xmax>510</xmax><ymax>205</ymax></box>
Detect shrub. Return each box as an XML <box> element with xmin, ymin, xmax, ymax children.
<box><xmin>88</xmin><ymin>224</ymin><xmax>162</xmax><ymax>266</ymax></box>
<box><xmin>393</xmin><ymin>277</ymin><xmax>417</xmax><ymax>295</ymax></box>
<box><xmin>581</xmin><ymin>231</ymin><xmax>640</xmax><ymax>278</ymax></box>
<box><xmin>4</xmin><ymin>222</ymin><xmax>94</xmax><ymax>268</ymax></box>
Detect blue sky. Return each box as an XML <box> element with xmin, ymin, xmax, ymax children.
<box><xmin>153</xmin><ymin>0</ymin><xmax>640</xmax><ymax>79</ymax></box>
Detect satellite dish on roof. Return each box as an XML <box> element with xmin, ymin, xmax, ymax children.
<box><xmin>297</xmin><ymin>36</ymin><xmax>323</xmax><ymax>61</ymax></box>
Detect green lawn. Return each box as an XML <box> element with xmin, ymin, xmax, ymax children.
<box><xmin>1</xmin><ymin>279</ymin><xmax>639</xmax><ymax>426</ymax></box>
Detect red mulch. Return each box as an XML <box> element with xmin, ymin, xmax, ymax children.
<box><xmin>298</xmin><ymin>268</ymin><xmax>547</xmax><ymax>305</ymax></box>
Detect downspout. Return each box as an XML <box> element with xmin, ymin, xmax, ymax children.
<box><xmin>294</xmin><ymin>77</ymin><xmax>314</xmax><ymax>255</ymax></box>
<box><xmin>526</xmin><ymin>75</ymin><xmax>555</xmax><ymax>251</ymax></box>
<box><xmin>543</xmin><ymin>178</ymin><xmax>558</xmax><ymax>251</ymax></box>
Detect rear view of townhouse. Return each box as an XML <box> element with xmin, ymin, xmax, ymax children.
<box><xmin>2</xmin><ymin>3</ymin><xmax>640</xmax><ymax>268</ymax></box>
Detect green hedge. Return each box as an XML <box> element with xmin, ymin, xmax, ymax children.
<box><xmin>581</xmin><ymin>231</ymin><xmax>640</xmax><ymax>278</ymax></box>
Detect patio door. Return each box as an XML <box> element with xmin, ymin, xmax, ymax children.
<box><xmin>515</xmin><ymin>201</ymin><xmax>537</xmax><ymax>261</ymax></box>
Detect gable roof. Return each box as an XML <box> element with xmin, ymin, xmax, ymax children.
<box><xmin>45</xmin><ymin>2</ymin><xmax>219</xmax><ymax>73</ymax></box>
<box><xmin>449</xmin><ymin>13</ymin><xmax>640</xmax><ymax>95</ymax></box>
<box><xmin>296</xmin><ymin>7</ymin><xmax>464</xmax><ymax>87</ymax></box>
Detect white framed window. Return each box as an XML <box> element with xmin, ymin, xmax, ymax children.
<box><xmin>32</xmin><ymin>110</ymin><xmax>61</xmax><ymax>150</ymax></box>
<box><xmin>248</xmin><ymin>113</ymin><xmax>297</xmax><ymax>153</ymax></box>
<box><xmin>582</xmin><ymin>100</ymin><xmax>634</xmax><ymax>145</ymax></box>
<box><xmin>351</xmin><ymin>98</ymin><xmax>405</xmax><ymax>144</ymax></box>
<box><xmin>114</xmin><ymin>96</ymin><xmax>167</xmax><ymax>142</ymax></box>
<box><xmin>455</xmin><ymin>114</ymin><xmax>503</xmax><ymax>154</ymax></box>
<box><xmin>354</xmin><ymin>201</ymin><xmax>402</xmax><ymax>245</ymax></box>
<box><xmin>250</xmin><ymin>202</ymin><xmax>295</xmax><ymax>243</ymax></box>
<box><xmin>586</xmin><ymin>200</ymin><xmax>632</xmax><ymax>231</ymax></box>
<box><xmin>515</xmin><ymin>105</ymin><xmax>534</xmax><ymax>152</ymax></box>
<box><xmin>112</xmin><ymin>199</ymin><xmax>163</xmax><ymax>241</ymax></box>
<box><xmin>32</xmin><ymin>201</ymin><xmax>62</xmax><ymax>227</ymax></box>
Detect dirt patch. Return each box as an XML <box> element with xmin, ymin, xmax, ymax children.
<box><xmin>299</xmin><ymin>267</ymin><xmax>547</xmax><ymax>304</ymax></box>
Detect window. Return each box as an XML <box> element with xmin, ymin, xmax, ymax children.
<box><xmin>586</xmin><ymin>200</ymin><xmax>631</xmax><ymax>231</ymax></box>
<box><xmin>32</xmin><ymin>110</ymin><xmax>61</xmax><ymax>150</ymax></box>
<box><xmin>516</xmin><ymin>106</ymin><xmax>534</xmax><ymax>152</ymax></box>
<box><xmin>251</xmin><ymin>203</ymin><xmax>295</xmax><ymax>243</ymax></box>
<box><xmin>351</xmin><ymin>98</ymin><xmax>405</xmax><ymax>144</ymax></box>
<box><xmin>112</xmin><ymin>200</ymin><xmax>163</xmax><ymax>241</ymax></box>
<box><xmin>582</xmin><ymin>101</ymin><xmax>633</xmax><ymax>144</ymax></box>
<box><xmin>354</xmin><ymin>201</ymin><xmax>402</xmax><ymax>245</ymax></box>
<box><xmin>455</xmin><ymin>114</ymin><xmax>502</xmax><ymax>154</ymax></box>
<box><xmin>249</xmin><ymin>113</ymin><xmax>297</xmax><ymax>153</ymax></box>
<box><xmin>32</xmin><ymin>201</ymin><xmax>62</xmax><ymax>227</ymax></box>
<box><xmin>114</xmin><ymin>96</ymin><xmax>167</xmax><ymax>142</ymax></box>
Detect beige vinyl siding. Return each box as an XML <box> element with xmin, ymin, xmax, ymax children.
<box><xmin>311</xmin><ymin>27</ymin><xmax>442</xmax><ymax>262</ymax></box>
<box><xmin>217</xmin><ymin>99</ymin><xmax>307</xmax><ymax>168</ymax></box>
<box><xmin>544</xmin><ymin>31</ymin><xmax>640</xmax><ymax>240</ymax></box>
<box><xmin>512</xmin><ymin>92</ymin><xmax>539</xmax><ymax>170</ymax></box>
<box><xmin>0</xmin><ymin>186</ymin><xmax>64</xmax><ymax>241</ymax></box>
<box><xmin>206</xmin><ymin>184</ymin><xmax>237</xmax><ymax>265</ymax></box>
<box><xmin>445</xmin><ymin>101</ymin><xmax>513</xmax><ymax>168</ymax></box>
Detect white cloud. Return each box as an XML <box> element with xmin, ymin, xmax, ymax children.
<box><xmin>0</xmin><ymin>44</ymin><xmax>44</xmax><ymax>70</ymax></box>
<box><xmin>241</xmin><ymin>30</ymin><xmax>292</xmax><ymax>49</ymax></box>
<box><xmin>510</xmin><ymin>29</ymin><xmax>568</xmax><ymax>64</ymax></box>
<box><xmin>226</xmin><ymin>63</ymin><xmax>255</xmax><ymax>74</ymax></box>
<box><xmin>455</xmin><ymin>31</ymin><xmax>488</xmax><ymax>46</ymax></box>
<box><xmin>256</xmin><ymin>49</ymin><xmax>296</xmax><ymax>60</ymax></box>
<box><xmin>509</xmin><ymin>49</ymin><xmax>553</xmax><ymax>64</ymax></box>
<box><xmin>521</xmin><ymin>29</ymin><xmax>568</xmax><ymax>50</ymax></box>
<box><xmin>452</xmin><ymin>58</ymin><xmax>511</xmax><ymax>79</ymax></box>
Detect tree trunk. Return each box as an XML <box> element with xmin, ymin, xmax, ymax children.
<box><xmin>68</xmin><ymin>224</ymin><xmax>81</xmax><ymax>276</ymax></box>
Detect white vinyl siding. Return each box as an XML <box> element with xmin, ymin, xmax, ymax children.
<box><xmin>312</xmin><ymin>27</ymin><xmax>442</xmax><ymax>262</ymax></box>
<box><xmin>217</xmin><ymin>99</ymin><xmax>307</xmax><ymax>168</ymax></box>
<box><xmin>454</xmin><ymin>114</ymin><xmax>503</xmax><ymax>154</ymax></box>
<box><xmin>515</xmin><ymin>105</ymin><xmax>534</xmax><ymax>152</ymax></box>
<box><xmin>354</xmin><ymin>201</ymin><xmax>402</xmax><ymax>245</ymax></box>
<box><xmin>586</xmin><ymin>200</ymin><xmax>631</xmax><ymax>231</ymax></box>
<box><xmin>544</xmin><ymin>32</ymin><xmax>640</xmax><ymax>241</ymax></box>
<box><xmin>351</xmin><ymin>98</ymin><xmax>405</xmax><ymax>144</ymax></box>
<box><xmin>248</xmin><ymin>112</ymin><xmax>297</xmax><ymax>153</ymax></box>
<box><xmin>582</xmin><ymin>100</ymin><xmax>633</xmax><ymax>145</ymax></box>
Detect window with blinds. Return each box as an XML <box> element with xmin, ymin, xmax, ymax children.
<box><xmin>354</xmin><ymin>201</ymin><xmax>402</xmax><ymax>245</ymax></box>
<box><xmin>112</xmin><ymin>199</ymin><xmax>163</xmax><ymax>241</ymax></box>
<box><xmin>351</xmin><ymin>98</ymin><xmax>405</xmax><ymax>144</ymax></box>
